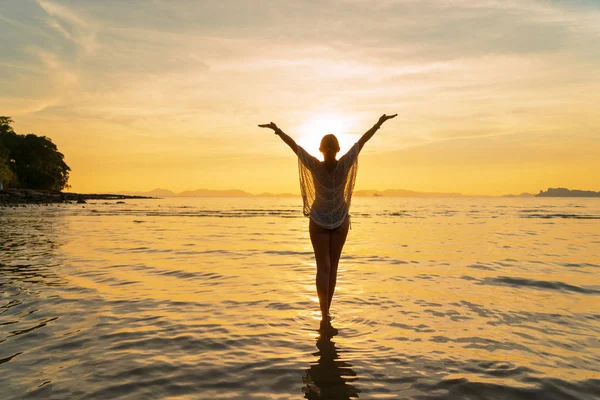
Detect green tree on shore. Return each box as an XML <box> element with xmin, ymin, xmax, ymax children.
<box><xmin>0</xmin><ymin>118</ymin><xmax>14</xmax><ymax>185</ymax></box>
<box><xmin>0</xmin><ymin>116</ymin><xmax>70</xmax><ymax>191</ymax></box>
<box><xmin>0</xmin><ymin>151</ymin><xmax>12</xmax><ymax>185</ymax></box>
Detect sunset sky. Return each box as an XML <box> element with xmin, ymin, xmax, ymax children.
<box><xmin>1</xmin><ymin>0</ymin><xmax>599</xmax><ymax>195</ymax></box>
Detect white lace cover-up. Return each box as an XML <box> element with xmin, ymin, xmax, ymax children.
<box><xmin>297</xmin><ymin>143</ymin><xmax>360</xmax><ymax>229</ymax></box>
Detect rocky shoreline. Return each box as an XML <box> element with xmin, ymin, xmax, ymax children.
<box><xmin>0</xmin><ymin>189</ymin><xmax>154</xmax><ymax>206</ymax></box>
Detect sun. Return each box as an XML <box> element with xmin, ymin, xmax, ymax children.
<box><xmin>295</xmin><ymin>113</ymin><xmax>358</xmax><ymax>159</ymax></box>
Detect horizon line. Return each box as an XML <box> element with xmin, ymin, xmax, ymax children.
<box><xmin>77</xmin><ymin>187</ymin><xmax>595</xmax><ymax>198</ymax></box>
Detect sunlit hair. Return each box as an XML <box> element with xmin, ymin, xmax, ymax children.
<box><xmin>319</xmin><ymin>134</ymin><xmax>340</xmax><ymax>153</ymax></box>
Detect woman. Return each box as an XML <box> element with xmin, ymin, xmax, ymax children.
<box><xmin>259</xmin><ymin>114</ymin><xmax>397</xmax><ymax>333</ymax></box>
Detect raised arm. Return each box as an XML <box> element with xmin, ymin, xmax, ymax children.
<box><xmin>357</xmin><ymin>113</ymin><xmax>397</xmax><ymax>151</ymax></box>
<box><xmin>258</xmin><ymin>122</ymin><xmax>298</xmax><ymax>155</ymax></box>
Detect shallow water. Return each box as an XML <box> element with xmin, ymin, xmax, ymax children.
<box><xmin>1</xmin><ymin>197</ymin><xmax>599</xmax><ymax>399</ymax></box>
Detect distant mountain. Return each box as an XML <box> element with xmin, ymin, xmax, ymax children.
<box><xmin>178</xmin><ymin>189</ymin><xmax>252</xmax><ymax>197</ymax></box>
<box><xmin>116</xmin><ymin>188</ymin><xmax>473</xmax><ymax>197</ymax></box>
<box><xmin>536</xmin><ymin>188</ymin><xmax>600</xmax><ymax>197</ymax></box>
<box><xmin>354</xmin><ymin>189</ymin><xmax>465</xmax><ymax>197</ymax></box>
<box><xmin>119</xmin><ymin>188</ymin><xmax>177</xmax><ymax>197</ymax></box>
<box><xmin>85</xmin><ymin>187</ymin><xmax>600</xmax><ymax>198</ymax></box>
<box><xmin>502</xmin><ymin>192</ymin><xmax>535</xmax><ymax>198</ymax></box>
<box><xmin>256</xmin><ymin>192</ymin><xmax>297</xmax><ymax>197</ymax></box>
<box><xmin>119</xmin><ymin>188</ymin><xmax>253</xmax><ymax>197</ymax></box>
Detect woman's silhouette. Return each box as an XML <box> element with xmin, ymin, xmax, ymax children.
<box><xmin>259</xmin><ymin>114</ymin><xmax>397</xmax><ymax>333</ymax></box>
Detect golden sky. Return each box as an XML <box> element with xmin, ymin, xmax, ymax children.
<box><xmin>1</xmin><ymin>0</ymin><xmax>599</xmax><ymax>195</ymax></box>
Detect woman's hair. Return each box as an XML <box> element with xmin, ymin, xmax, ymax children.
<box><xmin>319</xmin><ymin>134</ymin><xmax>340</xmax><ymax>152</ymax></box>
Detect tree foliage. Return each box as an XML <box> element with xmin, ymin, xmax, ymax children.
<box><xmin>0</xmin><ymin>117</ymin><xmax>13</xmax><ymax>184</ymax></box>
<box><xmin>0</xmin><ymin>116</ymin><xmax>70</xmax><ymax>190</ymax></box>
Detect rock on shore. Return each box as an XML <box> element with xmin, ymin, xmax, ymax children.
<box><xmin>0</xmin><ymin>189</ymin><xmax>154</xmax><ymax>206</ymax></box>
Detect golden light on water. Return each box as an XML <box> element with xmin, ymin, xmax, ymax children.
<box><xmin>2</xmin><ymin>196</ymin><xmax>600</xmax><ymax>396</ymax></box>
<box><xmin>295</xmin><ymin>113</ymin><xmax>360</xmax><ymax>159</ymax></box>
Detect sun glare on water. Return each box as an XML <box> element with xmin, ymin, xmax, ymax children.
<box><xmin>295</xmin><ymin>113</ymin><xmax>359</xmax><ymax>159</ymax></box>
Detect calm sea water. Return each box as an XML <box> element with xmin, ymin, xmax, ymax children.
<box><xmin>1</xmin><ymin>197</ymin><xmax>599</xmax><ymax>399</ymax></box>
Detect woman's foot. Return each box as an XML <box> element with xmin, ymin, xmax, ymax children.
<box><xmin>319</xmin><ymin>317</ymin><xmax>339</xmax><ymax>337</ymax></box>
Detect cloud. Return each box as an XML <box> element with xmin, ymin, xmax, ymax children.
<box><xmin>37</xmin><ymin>0</ymin><xmax>98</xmax><ymax>53</ymax></box>
<box><xmin>1</xmin><ymin>0</ymin><xmax>599</xmax><ymax>193</ymax></box>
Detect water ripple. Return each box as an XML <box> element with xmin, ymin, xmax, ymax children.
<box><xmin>1</xmin><ymin>197</ymin><xmax>599</xmax><ymax>399</ymax></box>
<box><xmin>480</xmin><ymin>276</ymin><xmax>600</xmax><ymax>294</ymax></box>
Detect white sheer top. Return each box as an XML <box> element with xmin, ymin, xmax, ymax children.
<box><xmin>297</xmin><ymin>143</ymin><xmax>360</xmax><ymax>229</ymax></box>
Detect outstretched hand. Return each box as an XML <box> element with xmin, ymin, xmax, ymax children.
<box><xmin>258</xmin><ymin>122</ymin><xmax>279</xmax><ymax>131</ymax></box>
<box><xmin>377</xmin><ymin>114</ymin><xmax>398</xmax><ymax>126</ymax></box>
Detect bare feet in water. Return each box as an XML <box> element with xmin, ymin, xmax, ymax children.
<box><xmin>319</xmin><ymin>315</ymin><xmax>339</xmax><ymax>337</ymax></box>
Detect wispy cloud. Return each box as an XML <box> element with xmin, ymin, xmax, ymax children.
<box><xmin>37</xmin><ymin>0</ymin><xmax>98</xmax><ymax>53</ymax></box>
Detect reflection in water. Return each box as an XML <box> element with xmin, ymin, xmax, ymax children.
<box><xmin>1</xmin><ymin>198</ymin><xmax>600</xmax><ymax>399</ymax></box>
<box><xmin>303</xmin><ymin>329</ymin><xmax>361</xmax><ymax>399</ymax></box>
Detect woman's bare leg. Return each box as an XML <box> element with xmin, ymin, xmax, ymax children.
<box><xmin>309</xmin><ymin>219</ymin><xmax>331</xmax><ymax>319</ymax></box>
<box><xmin>328</xmin><ymin>215</ymin><xmax>350</xmax><ymax>313</ymax></box>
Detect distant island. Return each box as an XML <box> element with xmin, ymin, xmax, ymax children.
<box><xmin>119</xmin><ymin>188</ymin><xmax>258</xmax><ymax>197</ymax></box>
<box><xmin>3</xmin><ymin>186</ymin><xmax>599</xmax><ymax>206</ymax></box>
<box><xmin>353</xmin><ymin>189</ymin><xmax>466</xmax><ymax>197</ymax></box>
<box><xmin>536</xmin><ymin>188</ymin><xmax>600</xmax><ymax>197</ymax></box>
<box><xmin>117</xmin><ymin>187</ymin><xmax>600</xmax><ymax>198</ymax></box>
<box><xmin>502</xmin><ymin>192</ymin><xmax>535</xmax><ymax>198</ymax></box>
<box><xmin>118</xmin><ymin>188</ymin><xmax>470</xmax><ymax>198</ymax></box>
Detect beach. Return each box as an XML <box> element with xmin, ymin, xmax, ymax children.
<box><xmin>1</xmin><ymin>197</ymin><xmax>599</xmax><ymax>399</ymax></box>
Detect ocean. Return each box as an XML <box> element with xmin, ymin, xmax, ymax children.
<box><xmin>1</xmin><ymin>197</ymin><xmax>599</xmax><ymax>399</ymax></box>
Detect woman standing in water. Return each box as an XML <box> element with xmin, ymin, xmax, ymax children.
<box><xmin>259</xmin><ymin>114</ymin><xmax>397</xmax><ymax>333</ymax></box>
